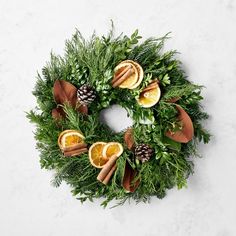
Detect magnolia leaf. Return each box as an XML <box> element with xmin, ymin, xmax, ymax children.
<box><xmin>122</xmin><ymin>161</ymin><xmax>140</xmax><ymax>193</ymax></box>
<box><xmin>77</xmin><ymin>104</ymin><xmax>88</xmax><ymax>115</ymax></box>
<box><xmin>124</xmin><ymin>128</ymin><xmax>135</xmax><ymax>150</ymax></box>
<box><xmin>52</xmin><ymin>80</ymin><xmax>88</xmax><ymax>117</ymax></box>
<box><xmin>165</xmin><ymin>105</ymin><xmax>194</xmax><ymax>143</ymax></box>
<box><xmin>51</xmin><ymin>107</ymin><xmax>65</xmax><ymax>120</ymax></box>
<box><xmin>53</xmin><ymin>79</ymin><xmax>77</xmax><ymax>107</ymax></box>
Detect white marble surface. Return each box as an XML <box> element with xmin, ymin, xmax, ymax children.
<box><xmin>1</xmin><ymin>0</ymin><xmax>236</xmax><ymax>235</ymax></box>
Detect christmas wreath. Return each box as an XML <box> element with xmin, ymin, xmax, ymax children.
<box><xmin>27</xmin><ymin>27</ymin><xmax>210</xmax><ymax>207</ymax></box>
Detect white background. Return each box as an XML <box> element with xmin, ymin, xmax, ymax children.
<box><xmin>1</xmin><ymin>0</ymin><xmax>236</xmax><ymax>235</ymax></box>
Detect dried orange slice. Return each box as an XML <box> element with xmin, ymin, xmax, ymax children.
<box><xmin>121</xmin><ymin>60</ymin><xmax>144</xmax><ymax>89</ymax></box>
<box><xmin>58</xmin><ymin>130</ymin><xmax>85</xmax><ymax>149</ymax></box>
<box><xmin>114</xmin><ymin>62</ymin><xmax>138</xmax><ymax>89</ymax></box>
<box><xmin>102</xmin><ymin>142</ymin><xmax>123</xmax><ymax>159</ymax></box>
<box><xmin>137</xmin><ymin>85</ymin><xmax>161</xmax><ymax>108</ymax></box>
<box><xmin>89</xmin><ymin>142</ymin><xmax>107</xmax><ymax>168</ymax></box>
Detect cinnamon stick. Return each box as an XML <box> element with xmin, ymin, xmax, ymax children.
<box><xmin>64</xmin><ymin>147</ymin><xmax>88</xmax><ymax>157</ymax></box>
<box><xmin>62</xmin><ymin>143</ymin><xmax>87</xmax><ymax>152</ymax></box>
<box><xmin>97</xmin><ymin>155</ymin><xmax>118</xmax><ymax>182</ymax></box>
<box><xmin>142</xmin><ymin>81</ymin><xmax>158</xmax><ymax>93</ymax></box>
<box><xmin>112</xmin><ymin>68</ymin><xmax>134</xmax><ymax>88</ymax></box>
<box><xmin>102</xmin><ymin>164</ymin><xmax>117</xmax><ymax>185</ymax></box>
<box><xmin>112</xmin><ymin>65</ymin><xmax>132</xmax><ymax>84</ymax></box>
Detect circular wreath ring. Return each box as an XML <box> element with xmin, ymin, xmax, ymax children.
<box><xmin>28</xmin><ymin>27</ymin><xmax>210</xmax><ymax>207</ymax></box>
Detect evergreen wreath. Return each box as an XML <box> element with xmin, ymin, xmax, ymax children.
<box><xmin>27</xmin><ymin>26</ymin><xmax>210</xmax><ymax>207</ymax></box>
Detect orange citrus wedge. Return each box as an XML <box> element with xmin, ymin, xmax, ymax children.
<box><xmin>58</xmin><ymin>130</ymin><xmax>85</xmax><ymax>149</ymax></box>
<box><xmin>137</xmin><ymin>85</ymin><xmax>161</xmax><ymax>108</ymax></box>
<box><xmin>89</xmin><ymin>142</ymin><xmax>107</xmax><ymax>168</ymax></box>
<box><xmin>102</xmin><ymin>142</ymin><xmax>123</xmax><ymax>159</ymax></box>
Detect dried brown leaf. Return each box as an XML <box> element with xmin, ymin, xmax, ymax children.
<box><xmin>124</xmin><ymin>128</ymin><xmax>135</xmax><ymax>150</ymax></box>
<box><xmin>52</xmin><ymin>80</ymin><xmax>88</xmax><ymax>120</ymax></box>
<box><xmin>53</xmin><ymin>80</ymin><xmax>77</xmax><ymax>107</ymax></box>
<box><xmin>51</xmin><ymin>107</ymin><xmax>65</xmax><ymax>120</ymax></box>
<box><xmin>122</xmin><ymin>161</ymin><xmax>140</xmax><ymax>192</ymax></box>
<box><xmin>165</xmin><ymin>105</ymin><xmax>194</xmax><ymax>143</ymax></box>
<box><xmin>77</xmin><ymin>104</ymin><xmax>88</xmax><ymax>115</ymax></box>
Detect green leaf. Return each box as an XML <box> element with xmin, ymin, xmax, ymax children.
<box><xmin>131</xmin><ymin>29</ymin><xmax>139</xmax><ymax>39</ymax></box>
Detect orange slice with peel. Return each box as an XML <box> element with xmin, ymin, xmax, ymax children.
<box><xmin>114</xmin><ymin>62</ymin><xmax>139</xmax><ymax>89</ymax></box>
<box><xmin>89</xmin><ymin>142</ymin><xmax>107</xmax><ymax>168</ymax></box>
<box><xmin>58</xmin><ymin>130</ymin><xmax>85</xmax><ymax>150</ymax></box>
<box><xmin>121</xmin><ymin>60</ymin><xmax>144</xmax><ymax>89</ymax></box>
<box><xmin>102</xmin><ymin>142</ymin><xmax>123</xmax><ymax>159</ymax></box>
<box><xmin>137</xmin><ymin>84</ymin><xmax>161</xmax><ymax>108</ymax></box>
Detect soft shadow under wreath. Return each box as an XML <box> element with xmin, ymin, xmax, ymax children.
<box><xmin>27</xmin><ymin>25</ymin><xmax>210</xmax><ymax>207</ymax></box>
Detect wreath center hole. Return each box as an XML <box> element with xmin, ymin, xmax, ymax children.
<box><xmin>99</xmin><ymin>104</ymin><xmax>133</xmax><ymax>133</ymax></box>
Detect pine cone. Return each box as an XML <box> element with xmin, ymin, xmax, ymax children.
<box><xmin>135</xmin><ymin>143</ymin><xmax>153</xmax><ymax>163</ymax></box>
<box><xmin>77</xmin><ymin>84</ymin><xmax>96</xmax><ymax>105</ymax></box>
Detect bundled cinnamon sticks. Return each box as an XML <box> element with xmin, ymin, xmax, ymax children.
<box><xmin>141</xmin><ymin>80</ymin><xmax>159</xmax><ymax>93</ymax></box>
<box><xmin>96</xmin><ymin>128</ymin><xmax>140</xmax><ymax>188</ymax></box>
<box><xmin>97</xmin><ymin>155</ymin><xmax>118</xmax><ymax>185</ymax></box>
<box><xmin>112</xmin><ymin>65</ymin><xmax>134</xmax><ymax>88</ymax></box>
<box><xmin>62</xmin><ymin>143</ymin><xmax>88</xmax><ymax>157</ymax></box>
